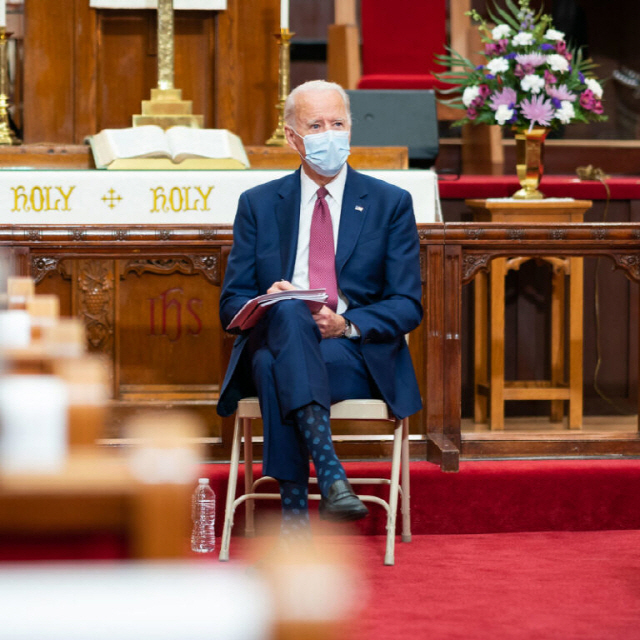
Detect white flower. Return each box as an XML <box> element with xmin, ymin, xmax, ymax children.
<box><xmin>513</xmin><ymin>32</ymin><xmax>534</xmax><ymax>47</ymax></box>
<box><xmin>547</xmin><ymin>54</ymin><xmax>570</xmax><ymax>72</ymax></box>
<box><xmin>544</xmin><ymin>28</ymin><xmax>565</xmax><ymax>41</ymax></box>
<box><xmin>495</xmin><ymin>104</ymin><xmax>514</xmax><ymax>125</ymax></box>
<box><xmin>492</xmin><ymin>24</ymin><xmax>512</xmax><ymax>40</ymax></box>
<box><xmin>521</xmin><ymin>74</ymin><xmax>546</xmax><ymax>94</ymax></box>
<box><xmin>585</xmin><ymin>78</ymin><xmax>603</xmax><ymax>98</ymax></box>
<box><xmin>486</xmin><ymin>57</ymin><xmax>510</xmax><ymax>75</ymax></box>
<box><xmin>555</xmin><ymin>100</ymin><xmax>575</xmax><ymax>124</ymax></box>
<box><xmin>462</xmin><ymin>85</ymin><xmax>480</xmax><ymax>107</ymax></box>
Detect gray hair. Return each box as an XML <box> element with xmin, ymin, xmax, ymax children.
<box><xmin>284</xmin><ymin>80</ymin><xmax>352</xmax><ymax>127</ymax></box>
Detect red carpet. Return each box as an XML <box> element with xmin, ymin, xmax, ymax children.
<box><xmin>7</xmin><ymin>458</ymin><xmax>637</xmax><ymax>559</ymax></box>
<box><xmin>224</xmin><ymin>527</ymin><xmax>640</xmax><ymax>640</ymax></box>
<box><xmin>3</xmin><ymin>459</ymin><xmax>640</xmax><ymax>638</ymax></box>
<box><xmin>213</xmin><ymin>459</ymin><xmax>640</xmax><ymax>638</ymax></box>
<box><xmin>317</xmin><ymin>531</ymin><xmax>640</xmax><ymax>640</ymax></box>
<box><xmin>208</xmin><ymin>459</ymin><xmax>640</xmax><ymax>537</ymax></box>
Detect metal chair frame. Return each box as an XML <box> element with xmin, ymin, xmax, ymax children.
<box><xmin>219</xmin><ymin>398</ymin><xmax>411</xmax><ymax>565</ymax></box>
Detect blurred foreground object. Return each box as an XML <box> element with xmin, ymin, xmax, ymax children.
<box><xmin>0</xmin><ymin>374</ymin><xmax>68</xmax><ymax>472</ymax></box>
<box><xmin>0</xmin><ymin>562</ymin><xmax>272</xmax><ymax>640</ymax></box>
<box><xmin>0</xmin><ymin>411</ymin><xmax>205</xmax><ymax>560</ymax></box>
<box><xmin>6</xmin><ymin>276</ymin><xmax>34</xmax><ymax>309</ymax></box>
<box><xmin>252</xmin><ymin>522</ymin><xmax>364</xmax><ymax>640</ymax></box>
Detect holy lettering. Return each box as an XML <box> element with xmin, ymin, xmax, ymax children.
<box><xmin>149</xmin><ymin>186</ymin><xmax>214</xmax><ymax>213</ymax></box>
<box><xmin>11</xmin><ymin>185</ymin><xmax>76</xmax><ymax>213</ymax></box>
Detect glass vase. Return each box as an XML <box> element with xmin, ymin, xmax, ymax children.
<box><xmin>512</xmin><ymin>127</ymin><xmax>549</xmax><ymax>199</ymax></box>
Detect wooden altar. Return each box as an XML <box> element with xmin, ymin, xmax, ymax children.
<box><xmin>0</xmin><ymin>141</ymin><xmax>424</xmax><ymax>463</ymax></box>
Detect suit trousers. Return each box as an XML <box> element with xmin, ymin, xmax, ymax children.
<box><xmin>246</xmin><ymin>300</ymin><xmax>380</xmax><ymax>485</ymax></box>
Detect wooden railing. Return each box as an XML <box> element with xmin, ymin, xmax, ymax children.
<box><xmin>3</xmin><ymin>220</ymin><xmax>640</xmax><ymax>471</ymax></box>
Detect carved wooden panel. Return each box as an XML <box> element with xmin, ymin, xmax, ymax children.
<box><xmin>116</xmin><ymin>265</ymin><xmax>222</xmax><ymax>391</ymax></box>
<box><xmin>74</xmin><ymin>259</ymin><xmax>116</xmax><ymax>358</ymax></box>
<box><xmin>30</xmin><ymin>257</ymin><xmax>73</xmax><ymax>317</ymax></box>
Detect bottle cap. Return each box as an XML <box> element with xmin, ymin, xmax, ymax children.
<box><xmin>198</xmin><ymin>478</ymin><xmax>210</xmax><ymax>484</ymax></box>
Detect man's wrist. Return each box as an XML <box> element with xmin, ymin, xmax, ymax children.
<box><xmin>340</xmin><ymin>316</ymin><xmax>352</xmax><ymax>338</ymax></box>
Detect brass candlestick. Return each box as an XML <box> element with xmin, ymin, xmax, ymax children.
<box><xmin>266</xmin><ymin>29</ymin><xmax>295</xmax><ymax>146</ymax></box>
<box><xmin>0</xmin><ymin>27</ymin><xmax>19</xmax><ymax>145</ymax></box>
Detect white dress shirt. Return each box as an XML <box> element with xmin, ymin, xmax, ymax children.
<box><xmin>291</xmin><ymin>163</ymin><xmax>350</xmax><ymax>315</ymax></box>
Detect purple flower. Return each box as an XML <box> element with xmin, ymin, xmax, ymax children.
<box><xmin>484</xmin><ymin>38</ymin><xmax>509</xmax><ymax>57</ymax></box>
<box><xmin>489</xmin><ymin>87</ymin><xmax>518</xmax><ymax>111</ymax></box>
<box><xmin>580</xmin><ymin>89</ymin><xmax>603</xmax><ymax>114</ymax></box>
<box><xmin>486</xmin><ymin>74</ymin><xmax>496</xmax><ymax>80</ymax></box>
<box><xmin>516</xmin><ymin>53</ymin><xmax>547</xmax><ymax>68</ymax></box>
<box><xmin>555</xmin><ymin>41</ymin><xmax>568</xmax><ymax>55</ymax></box>
<box><xmin>540</xmin><ymin>43</ymin><xmax>554</xmax><ymax>51</ymax></box>
<box><xmin>551</xmin><ymin>97</ymin><xmax>562</xmax><ymax>109</ymax></box>
<box><xmin>547</xmin><ymin>83</ymin><xmax>577</xmax><ymax>102</ymax></box>
<box><xmin>580</xmin><ymin>89</ymin><xmax>594</xmax><ymax>108</ymax></box>
<box><xmin>578</xmin><ymin>72</ymin><xmax>585</xmax><ymax>83</ymax></box>
<box><xmin>476</xmin><ymin>65</ymin><xmax>484</xmax><ymax>71</ymax></box>
<box><xmin>478</xmin><ymin>84</ymin><xmax>492</xmax><ymax>99</ymax></box>
<box><xmin>484</xmin><ymin>43</ymin><xmax>497</xmax><ymax>57</ymax></box>
<box><xmin>520</xmin><ymin>94</ymin><xmax>555</xmax><ymax>126</ymax></box>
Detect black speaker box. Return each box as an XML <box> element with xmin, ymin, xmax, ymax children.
<box><xmin>346</xmin><ymin>89</ymin><xmax>439</xmax><ymax>166</ymax></box>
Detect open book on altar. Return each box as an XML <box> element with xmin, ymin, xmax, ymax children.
<box><xmin>89</xmin><ymin>125</ymin><xmax>250</xmax><ymax>170</ymax></box>
<box><xmin>226</xmin><ymin>289</ymin><xmax>328</xmax><ymax>331</ymax></box>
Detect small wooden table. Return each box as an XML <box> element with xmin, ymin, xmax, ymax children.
<box><xmin>0</xmin><ymin>451</ymin><xmax>193</xmax><ymax>559</ymax></box>
<box><xmin>466</xmin><ymin>199</ymin><xmax>593</xmax><ymax>430</ymax></box>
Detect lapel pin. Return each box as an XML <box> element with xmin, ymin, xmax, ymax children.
<box><xmin>355</xmin><ymin>205</ymin><xmax>364</xmax><ymax>211</ymax></box>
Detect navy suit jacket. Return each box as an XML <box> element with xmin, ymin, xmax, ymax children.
<box><xmin>217</xmin><ymin>165</ymin><xmax>423</xmax><ymax>419</ymax></box>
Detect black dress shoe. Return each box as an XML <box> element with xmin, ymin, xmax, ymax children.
<box><xmin>319</xmin><ymin>479</ymin><xmax>369</xmax><ymax>522</ymax></box>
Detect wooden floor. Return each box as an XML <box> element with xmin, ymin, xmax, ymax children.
<box><xmin>460</xmin><ymin>415</ymin><xmax>640</xmax><ymax>459</ymax></box>
<box><xmin>463</xmin><ymin>414</ymin><xmax>639</xmax><ymax>437</ymax></box>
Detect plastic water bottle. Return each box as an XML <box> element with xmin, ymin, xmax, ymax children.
<box><xmin>191</xmin><ymin>477</ymin><xmax>216</xmax><ymax>553</ymax></box>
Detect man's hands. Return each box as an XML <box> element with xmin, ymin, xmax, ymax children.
<box><xmin>312</xmin><ymin>305</ymin><xmax>346</xmax><ymax>339</ymax></box>
<box><xmin>266</xmin><ymin>281</ymin><xmax>346</xmax><ymax>339</ymax></box>
<box><xmin>267</xmin><ymin>280</ymin><xmax>296</xmax><ymax>294</ymax></box>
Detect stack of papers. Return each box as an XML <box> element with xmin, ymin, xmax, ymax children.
<box><xmin>226</xmin><ymin>289</ymin><xmax>328</xmax><ymax>331</ymax></box>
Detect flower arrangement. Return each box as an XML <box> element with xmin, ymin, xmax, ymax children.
<box><xmin>436</xmin><ymin>0</ymin><xmax>607</xmax><ymax>131</ymax></box>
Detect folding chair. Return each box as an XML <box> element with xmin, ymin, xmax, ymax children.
<box><xmin>219</xmin><ymin>398</ymin><xmax>410</xmax><ymax>566</ymax></box>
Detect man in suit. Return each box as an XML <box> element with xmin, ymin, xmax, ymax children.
<box><xmin>217</xmin><ymin>80</ymin><xmax>422</xmax><ymax>537</ymax></box>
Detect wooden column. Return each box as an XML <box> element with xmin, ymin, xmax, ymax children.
<box><xmin>214</xmin><ymin>0</ymin><xmax>280</xmax><ymax>145</ymax></box>
<box><xmin>23</xmin><ymin>0</ymin><xmax>97</xmax><ymax>143</ymax></box>
<box><xmin>327</xmin><ymin>0</ymin><xmax>361</xmax><ymax>90</ymax></box>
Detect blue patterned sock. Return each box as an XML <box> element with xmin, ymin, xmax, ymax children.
<box><xmin>278</xmin><ymin>480</ymin><xmax>310</xmax><ymax>538</ymax></box>
<box><xmin>294</xmin><ymin>403</ymin><xmax>347</xmax><ymax>497</ymax></box>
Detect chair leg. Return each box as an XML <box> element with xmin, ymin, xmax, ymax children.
<box><xmin>219</xmin><ymin>414</ymin><xmax>242</xmax><ymax>562</ymax></box>
<box><xmin>400</xmin><ymin>418</ymin><xmax>411</xmax><ymax>543</ymax></box>
<box><xmin>384</xmin><ymin>418</ymin><xmax>403</xmax><ymax>566</ymax></box>
<box><xmin>243</xmin><ymin>418</ymin><xmax>256</xmax><ymax>537</ymax></box>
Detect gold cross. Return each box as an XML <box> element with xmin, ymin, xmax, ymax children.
<box><xmin>102</xmin><ymin>188</ymin><xmax>123</xmax><ymax>209</ymax></box>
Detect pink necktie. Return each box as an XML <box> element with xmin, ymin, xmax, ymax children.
<box><xmin>308</xmin><ymin>187</ymin><xmax>338</xmax><ymax>311</ymax></box>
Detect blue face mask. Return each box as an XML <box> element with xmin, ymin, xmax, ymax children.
<box><xmin>295</xmin><ymin>129</ymin><xmax>351</xmax><ymax>177</ymax></box>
